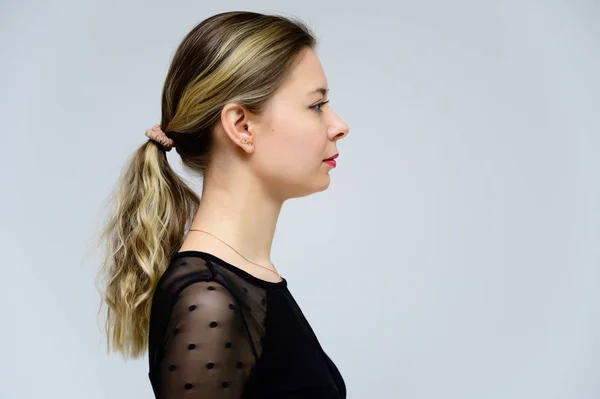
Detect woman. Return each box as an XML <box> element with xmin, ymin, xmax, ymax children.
<box><xmin>97</xmin><ymin>10</ymin><xmax>350</xmax><ymax>398</ymax></box>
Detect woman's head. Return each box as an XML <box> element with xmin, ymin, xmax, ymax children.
<box><xmin>97</xmin><ymin>11</ymin><xmax>348</xmax><ymax>359</ymax></box>
<box><xmin>163</xmin><ymin>12</ymin><xmax>349</xmax><ymax>201</ymax></box>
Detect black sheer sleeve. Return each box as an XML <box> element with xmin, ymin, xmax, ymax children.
<box><xmin>157</xmin><ymin>280</ymin><xmax>256</xmax><ymax>398</ymax></box>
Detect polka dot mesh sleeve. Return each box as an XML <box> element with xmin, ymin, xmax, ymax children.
<box><xmin>158</xmin><ymin>280</ymin><xmax>256</xmax><ymax>397</ymax></box>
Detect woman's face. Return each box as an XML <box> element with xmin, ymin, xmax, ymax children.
<box><xmin>249</xmin><ymin>47</ymin><xmax>350</xmax><ymax>200</ymax></box>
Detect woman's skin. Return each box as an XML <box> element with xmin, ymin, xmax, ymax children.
<box><xmin>178</xmin><ymin>47</ymin><xmax>350</xmax><ymax>282</ymax></box>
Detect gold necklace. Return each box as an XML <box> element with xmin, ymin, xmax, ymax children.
<box><xmin>188</xmin><ymin>228</ymin><xmax>282</xmax><ymax>280</ymax></box>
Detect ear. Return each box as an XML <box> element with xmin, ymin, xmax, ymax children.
<box><xmin>220</xmin><ymin>102</ymin><xmax>255</xmax><ymax>154</ymax></box>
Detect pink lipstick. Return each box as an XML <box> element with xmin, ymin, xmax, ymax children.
<box><xmin>323</xmin><ymin>153</ymin><xmax>338</xmax><ymax>167</ymax></box>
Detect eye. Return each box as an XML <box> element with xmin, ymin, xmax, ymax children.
<box><xmin>310</xmin><ymin>100</ymin><xmax>330</xmax><ymax>113</ymax></box>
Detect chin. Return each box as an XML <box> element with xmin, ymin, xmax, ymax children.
<box><xmin>285</xmin><ymin>176</ymin><xmax>330</xmax><ymax>199</ymax></box>
<box><xmin>314</xmin><ymin>174</ymin><xmax>331</xmax><ymax>193</ymax></box>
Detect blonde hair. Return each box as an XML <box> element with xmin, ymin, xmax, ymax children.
<box><xmin>95</xmin><ymin>11</ymin><xmax>316</xmax><ymax>359</ymax></box>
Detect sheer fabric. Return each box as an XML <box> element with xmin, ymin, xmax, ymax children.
<box><xmin>148</xmin><ymin>251</ymin><xmax>346</xmax><ymax>398</ymax></box>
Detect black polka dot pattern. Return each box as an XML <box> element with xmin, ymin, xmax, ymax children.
<box><xmin>154</xmin><ymin>276</ymin><xmax>269</xmax><ymax>397</ymax></box>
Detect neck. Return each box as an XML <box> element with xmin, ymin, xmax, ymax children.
<box><xmin>188</xmin><ymin>168</ymin><xmax>283</xmax><ymax>266</ymax></box>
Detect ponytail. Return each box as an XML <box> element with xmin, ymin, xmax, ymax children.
<box><xmin>96</xmin><ymin>141</ymin><xmax>199</xmax><ymax>358</ymax></box>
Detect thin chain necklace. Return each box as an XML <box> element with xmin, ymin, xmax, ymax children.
<box><xmin>188</xmin><ymin>228</ymin><xmax>281</xmax><ymax>280</ymax></box>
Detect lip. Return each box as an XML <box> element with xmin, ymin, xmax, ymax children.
<box><xmin>323</xmin><ymin>153</ymin><xmax>339</xmax><ymax>161</ymax></box>
<box><xmin>323</xmin><ymin>159</ymin><xmax>336</xmax><ymax>167</ymax></box>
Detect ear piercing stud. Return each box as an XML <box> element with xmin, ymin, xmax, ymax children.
<box><xmin>242</xmin><ymin>125</ymin><xmax>253</xmax><ymax>146</ymax></box>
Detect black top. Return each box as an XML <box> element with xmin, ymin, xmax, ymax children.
<box><xmin>147</xmin><ymin>250</ymin><xmax>347</xmax><ymax>398</ymax></box>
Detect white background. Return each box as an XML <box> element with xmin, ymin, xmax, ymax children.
<box><xmin>1</xmin><ymin>1</ymin><xmax>598</xmax><ymax>398</ymax></box>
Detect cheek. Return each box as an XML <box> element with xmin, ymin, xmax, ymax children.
<box><xmin>279</xmin><ymin>129</ymin><xmax>322</xmax><ymax>167</ymax></box>
<box><xmin>257</xmin><ymin>128</ymin><xmax>323</xmax><ymax>180</ymax></box>
<box><xmin>266</xmin><ymin>137</ymin><xmax>315</xmax><ymax>174</ymax></box>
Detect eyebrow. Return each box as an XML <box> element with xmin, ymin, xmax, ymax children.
<box><xmin>307</xmin><ymin>87</ymin><xmax>329</xmax><ymax>96</ymax></box>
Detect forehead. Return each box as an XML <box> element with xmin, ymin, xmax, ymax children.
<box><xmin>279</xmin><ymin>47</ymin><xmax>328</xmax><ymax>95</ymax></box>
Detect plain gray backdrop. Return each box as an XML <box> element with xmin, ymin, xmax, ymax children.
<box><xmin>1</xmin><ymin>1</ymin><xmax>598</xmax><ymax>398</ymax></box>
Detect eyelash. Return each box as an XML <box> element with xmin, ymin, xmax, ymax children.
<box><xmin>311</xmin><ymin>100</ymin><xmax>330</xmax><ymax>113</ymax></box>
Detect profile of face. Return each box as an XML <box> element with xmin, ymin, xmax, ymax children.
<box><xmin>219</xmin><ymin>47</ymin><xmax>350</xmax><ymax>202</ymax></box>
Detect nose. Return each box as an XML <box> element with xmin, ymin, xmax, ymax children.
<box><xmin>328</xmin><ymin>115</ymin><xmax>350</xmax><ymax>141</ymax></box>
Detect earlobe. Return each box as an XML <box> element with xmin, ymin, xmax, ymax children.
<box><xmin>240</xmin><ymin>124</ymin><xmax>254</xmax><ymax>150</ymax></box>
<box><xmin>221</xmin><ymin>103</ymin><xmax>255</xmax><ymax>152</ymax></box>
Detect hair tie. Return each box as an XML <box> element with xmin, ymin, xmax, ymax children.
<box><xmin>145</xmin><ymin>125</ymin><xmax>174</xmax><ymax>151</ymax></box>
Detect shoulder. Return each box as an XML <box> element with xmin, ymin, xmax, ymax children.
<box><xmin>156</xmin><ymin>252</ymin><xmax>217</xmax><ymax>295</ymax></box>
<box><xmin>156</xmin><ymin>253</ymin><xmax>246</xmax><ymax>311</ymax></box>
<box><xmin>168</xmin><ymin>279</ymin><xmax>243</xmax><ymax>330</ymax></box>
